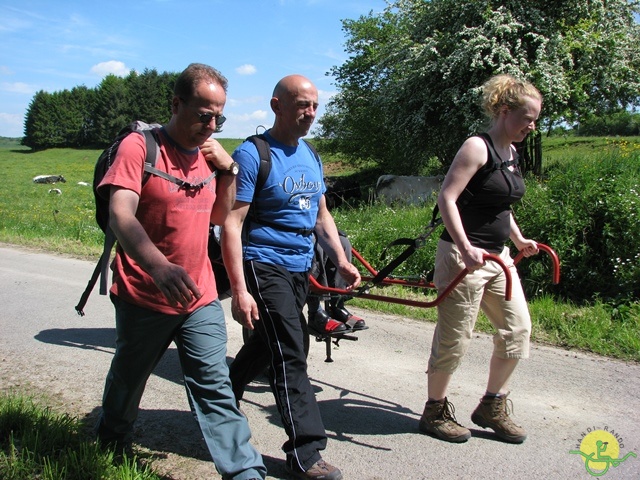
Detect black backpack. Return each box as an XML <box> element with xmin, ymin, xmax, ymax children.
<box><xmin>75</xmin><ymin>121</ymin><xmax>217</xmax><ymax>315</ymax></box>
<box><xmin>207</xmin><ymin>134</ymin><xmax>321</xmax><ymax>298</ymax></box>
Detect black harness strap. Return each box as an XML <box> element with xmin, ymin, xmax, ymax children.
<box><xmin>371</xmin><ymin>238</ymin><xmax>423</xmax><ymax>285</ymax></box>
<box><xmin>370</xmin><ymin>217</ymin><xmax>442</xmax><ymax>286</ymax></box>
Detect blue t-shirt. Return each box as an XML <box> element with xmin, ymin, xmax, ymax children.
<box><xmin>232</xmin><ymin>131</ymin><xmax>325</xmax><ymax>272</ymax></box>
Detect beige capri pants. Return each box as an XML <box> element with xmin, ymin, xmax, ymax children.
<box><xmin>428</xmin><ymin>239</ymin><xmax>531</xmax><ymax>374</ymax></box>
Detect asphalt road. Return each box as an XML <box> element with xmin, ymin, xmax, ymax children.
<box><xmin>1</xmin><ymin>244</ymin><xmax>639</xmax><ymax>479</ymax></box>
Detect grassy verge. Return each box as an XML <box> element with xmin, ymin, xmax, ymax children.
<box><xmin>0</xmin><ymin>392</ymin><xmax>160</xmax><ymax>480</ymax></box>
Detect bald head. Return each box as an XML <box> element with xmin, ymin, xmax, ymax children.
<box><xmin>269</xmin><ymin>74</ymin><xmax>319</xmax><ymax>145</ymax></box>
<box><xmin>272</xmin><ymin>74</ymin><xmax>316</xmax><ymax>99</ymax></box>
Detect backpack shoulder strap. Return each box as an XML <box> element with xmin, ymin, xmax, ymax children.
<box><xmin>303</xmin><ymin>139</ymin><xmax>321</xmax><ymax>163</ymax></box>
<box><xmin>141</xmin><ymin>129</ymin><xmax>160</xmax><ymax>182</ymax></box>
<box><xmin>242</xmin><ymin>134</ymin><xmax>314</xmax><ymax>236</ymax></box>
<box><xmin>245</xmin><ymin>134</ymin><xmax>272</xmax><ymax>193</ymax></box>
<box><xmin>456</xmin><ymin>133</ymin><xmax>506</xmax><ymax>208</ymax></box>
<box><xmin>99</xmin><ymin>130</ymin><xmax>161</xmax><ymax>298</ymax></box>
<box><xmin>245</xmin><ymin>134</ymin><xmax>320</xmax><ymax>193</ymax></box>
<box><xmin>76</xmin><ymin>127</ymin><xmax>164</xmax><ymax>317</ymax></box>
<box><xmin>479</xmin><ymin>132</ymin><xmax>519</xmax><ymax>169</ymax></box>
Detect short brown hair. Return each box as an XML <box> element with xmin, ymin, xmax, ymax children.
<box><xmin>174</xmin><ymin>63</ymin><xmax>228</xmax><ymax>100</ymax></box>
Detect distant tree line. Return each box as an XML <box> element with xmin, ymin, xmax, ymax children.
<box><xmin>573</xmin><ymin>110</ymin><xmax>640</xmax><ymax>137</ymax></box>
<box><xmin>22</xmin><ymin>69</ymin><xmax>178</xmax><ymax>150</ymax></box>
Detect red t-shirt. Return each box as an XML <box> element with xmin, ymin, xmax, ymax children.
<box><xmin>98</xmin><ymin>129</ymin><xmax>218</xmax><ymax>314</ymax></box>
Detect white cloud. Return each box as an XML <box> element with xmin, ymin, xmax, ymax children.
<box><xmin>221</xmin><ymin>105</ymin><xmax>272</xmax><ymax>139</ymax></box>
<box><xmin>0</xmin><ymin>13</ymin><xmax>32</xmax><ymax>33</ymax></box>
<box><xmin>0</xmin><ymin>112</ymin><xmax>24</xmax><ymax>138</ymax></box>
<box><xmin>318</xmin><ymin>89</ymin><xmax>336</xmax><ymax>103</ymax></box>
<box><xmin>90</xmin><ymin>61</ymin><xmax>130</xmax><ymax>78</ymax></box>
<box><xmin>219</xmin><ymin>109</ymin><xmax>272</xmax><ymax>139</ymax></box>
<box><xmin>236</xmin><ymin>64</ymin><xmax>257</xmax><ymax>75</ymax></box>
<box><xmin>231</xmin><ymin>110</ymin><xmax>269</xmax><ymax>122</ymax></box>
<box><xmin>1</xmin><ymin>82</ymin><xmax>34</xmax><ymax>94</ymax></box>
<box><xmin>227</xmin><ymin>95</ymin><xmax>264</xmax><ymax>107</ymax></box>
<box><xmin>0</xmin><ymin>66</ymin><xmax>14</xmax><ymax>75</ymax></box>
<box><xmin>322</xmin><ymin>48</ymin><xmax>344</xmax><ymax>61</ymax></box>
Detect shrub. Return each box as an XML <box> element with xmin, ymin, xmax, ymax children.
<box><xmin>577</xmin><ymin>111</ymin><xmax>640</xmax><ymax>137</ymax></box>
<box><xmin>514</xmin><ymin>143</ymin><xmax>640</xmax><ymax>303</ymax></box>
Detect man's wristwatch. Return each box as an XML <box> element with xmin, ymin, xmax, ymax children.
<box><xmin>219</xmin><ymin>161</ymin><xmax>240</xmax><ymax>176</ymax></box>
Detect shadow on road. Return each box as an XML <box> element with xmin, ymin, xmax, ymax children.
<box><xmin>33</xmin><ymin>327</ymin><xmax>235</xmax><ymax>387</ymax></box>
<box><xmin>35</xmin><ymin>327</ymin><xmax>428</xmax><ymax>473</ymax></box>
<box><xmin>82</xmin><ymin>405</ymin><xmax>290</xmax><ymax>479</ymax></box>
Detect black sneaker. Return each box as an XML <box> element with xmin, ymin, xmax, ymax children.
<box><xmin>286</xmin><ymin>459</ymin><xmax>343</xmax><ymax>480</ymax></box>
<box><xmin>308</xmin><ymin>309</ymin><xmax>348</xmax><ymax>335</ymax></box>
<box><xmin>330</xmin><ymin>306</ymin><xmax>367</xmax><ymax>330</ymax></box>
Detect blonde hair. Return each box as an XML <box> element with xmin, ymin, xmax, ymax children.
<box><xmin>481</xmin><ymin>74</ymin><xmax>542</xmax><ymax>119</ymax></box>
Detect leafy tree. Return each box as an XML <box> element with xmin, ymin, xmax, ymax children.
<box><xmin>125</xmin><ymin>69</ymin><xmax>176</xmax><ymax>127</ymax></box>
<box><xmin>23</xmin><ymin>87</ymin><xmax>96</xmax><ymax>149</ymax></box>
<box><xmin>317</xmin><ymin>10</ymin><xmax>401</xmax><ymax>166</ymax></box>
<box><xmin>54</xmin><ymin>87</ymin><xmax>97</xmax><ymax>147</ymax></box>
<box><xmin>318</xmin><ymin>0</ymin><xmax>640</xmax><ymax>174</ymax></box>
<box><xmin>90</xmin><ymin>74</ymin><xmax>133</xmax><ymax>147</ymax></box>
<box><xmin>89</xmin><ymin>70</ymin><xmax>176</xmax><ymax>146</ymax></box>
<box><xmin>577</xmin><ymin>110</ymin><xmax>640</xmax><ymax>136</ymax></box>
<box><xmin>22</xmin><ymin>91</ymin><xmax>63</xmax><ymax>150</ymax></box>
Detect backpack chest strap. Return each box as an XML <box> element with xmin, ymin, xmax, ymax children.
<box><xmin>143</xmin><ymin>163</ymin><xmax>218</xmax><ymax>191</ymax></box>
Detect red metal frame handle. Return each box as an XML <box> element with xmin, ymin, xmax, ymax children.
<box><xmin>309</xmin><ymin>253</ymin><xmax>512</xmax><ymax>308</ymax></box>
<box><xmin>513</xmin><ymin>243</ymin><xmax>560</xmax><ymax>284</ymax></box>
<box><xmin>309</xmin><ymin>242</ymin><xmax>560</xmax><ymax>309</ymax></box>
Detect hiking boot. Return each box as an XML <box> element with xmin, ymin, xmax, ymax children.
<box><xmin>471</xmin><ymin>392</ymin><xmax>527</xmax><ymax>443</ymax></box>
<box><xmin>330</xmin><ymin>306</ymin><xmax>367</xmax><ymax>330</ymax></box>
<box><xmin>418</xmin><ymin>398</ymin><xmax>471</xmax><ymax>443</ymax></box>
<box><xmin>286</xmin><ymin>459</ymin><xmax>343</xmax><ymax>480</ymax></box>
<box><xmin>308</xmin><ymin>309</ymin><xmax>348</xmax><ymax>335</ymax></box>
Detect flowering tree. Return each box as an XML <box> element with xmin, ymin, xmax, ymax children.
<box><xmin>317</xmin><ymin>0</ymin><xmax>640</xmax><ymax>173</ymax></box>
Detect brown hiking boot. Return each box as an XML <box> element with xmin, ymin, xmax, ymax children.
<box><xmin>286</xmin><ymin>459</ymin><xmax>343</xmax><ymax>480</ymax></box>
<box><xmin>418</xmin><ymin>398</ymin><xmax>471</xmax><ymax>443</ymax></box>
<box><xmin>471</xmin><ymin>392</ymin><xmax>527</xmax><ymax>443</ymax></box>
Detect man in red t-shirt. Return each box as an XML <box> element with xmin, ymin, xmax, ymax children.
<box><xmin>95</xmin><ymin>63</ymin><xmax>266</xmax><ymax>480</ymax></box>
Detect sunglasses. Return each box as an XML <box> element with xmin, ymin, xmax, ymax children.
<box><xmin>196</xmin><ymin>112</ymin><xmax>226</xmax><ymax>127</ymax></box>
<box><xmin>180</xmin><ymin>97</ymin><xmax>226</xmax><ymax>126</ymax></box>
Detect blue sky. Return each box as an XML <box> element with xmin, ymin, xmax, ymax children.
<box><xmin>0</xmin><ymin>0</ymin><xmax>387</xmax><ymax>139</ymax></box>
